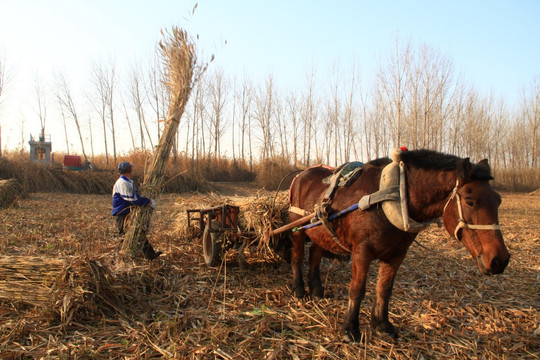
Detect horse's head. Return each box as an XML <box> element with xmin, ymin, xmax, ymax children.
<box><xmin>442</xmin><ymin>158</ymin><xmax>510</xmax><ymax>275</ymax></box>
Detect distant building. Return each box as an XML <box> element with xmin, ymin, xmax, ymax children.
<box><xmin>29</xmin><ymin>131</ymin><xmax>52</xmax><ymax>163</ymax></box>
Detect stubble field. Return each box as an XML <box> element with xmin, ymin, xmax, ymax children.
<box><xmin>0</xmin><ymin>185</ymin><xmax>538</xmax><ymax>359</ymax></box>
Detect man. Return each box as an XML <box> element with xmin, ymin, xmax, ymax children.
<box><xmin>112</xmin><ymin>161</ymin><xmax>162</xmax><ymax>260</ymax></box>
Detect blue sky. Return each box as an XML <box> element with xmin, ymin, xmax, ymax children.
<box><xmin>0</xmin><ymin>0</ymin><xmax>539</xmax><ymax>153</ymax></box>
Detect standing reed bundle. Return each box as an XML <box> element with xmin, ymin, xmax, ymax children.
<box><xmin>122</xmin><ymin>27</ymin><xmax>199</xmax><ymax>258</ymax></box>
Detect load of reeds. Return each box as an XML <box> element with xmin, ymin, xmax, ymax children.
<box><xmin>234</xmin><ymin>190</ymin><xmax>290</xmax><ymax>254</ymax></box>
<box><xmin>171</xmin><ymin>189</ymin><xmax>291</xmax><ymax>260</ymax></box>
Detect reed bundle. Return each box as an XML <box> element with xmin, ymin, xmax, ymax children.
<box><xmin>0</xmin><ymin>158</ymin><xmax>116</xmax><ymax>194</ymax></box>
<box><xmin>0</xmin><ymin>192</ymin><xmax>537</xmax><ymax>359</ymax></box>
<box><xmin>0</xmin><ymin>178</ymin><xmax>22</xmax><ymax>208</ymax></box>
<box><xmin>0</xmin><ymin>256</ymin><xmax>64</xmax><ymax>303</ymax></box>
<box><xmin>122</xmin><ymin>27</ymin><xmax>198</xmax><ymax>257</ymax></box>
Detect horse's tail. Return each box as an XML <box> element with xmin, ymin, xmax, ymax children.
<box><xmin>272</xmin><ymin>169</ymin><xmax>304</xmax><ymax>210</ymax></box>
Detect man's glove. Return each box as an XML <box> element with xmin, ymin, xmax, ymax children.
<box><xmin>150</xmin><ymin>199</ymin><xmax>157</xmax><ymax>209</ymax></box>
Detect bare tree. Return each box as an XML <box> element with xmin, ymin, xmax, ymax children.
<box><xmin>128</xmin><ymin>63</ymin><xmax>153</xmax><ymax>149</ymax></box>
<box><xmin>0</xmin><ymin>53</ymin><xmax>14</xmax><ymax>157</ymax></box>
<box><xmin>33</xmin><ymin>73</ymin><xmax>48</xmax><ymax>139</ymax></box>
<box><xmin>286</xmin><ymin>90</ymin><xmax>301</xmax><ymax>167</ymax></box>
<box><xmin>89</xmin><ymin>60</ymin><xmax>111</xmax><ymax>165</ymax></box>
<box><xmin>88</xmin><ymin>117</ymin><xmax>95</xmax><ymax>162</ymax></box>
<box><xmin>237</xmin><ymin>74</ymin><xmax>253</xmax><ymax>163</ymax></box>
<box><xmin>520</xmin><ymin>78</ymin><xmax>540</xmax><ymax>168</ymax></box>
<box><xmin>376</xmin><ymin>38</ymin><xmax>411</xmax><ymax>148</ymax></box>
<box><xmin>325</xmin><ymin>62</ymin><xmax>340</xmax><ymax>165</ymax></box>
<box><xmin>253</xmin><ymin>74</ymin><xmax>275</xmax><ymax>160</ymax></box>
<box><xmin>106</xmin><ymin>61</ymin><xmax>118</xmax><ymax>163</ymax></box>
<box><xmin>489</xmin><ymin>96</ymin><xmax>509</xmax><ymax>168</ymax></box>
<box><xmin>55</xmin><ymin>72</ymin><xmax>88</xmax><ymax>163</ymax></box>
<box><xmin>405</xmin><ymin>44</ymin><xmax>453</xmax><ymax>150</ymax></box>
<box><xmin>301</xmin><ymin>66</ymin><xmax>318</xmax><ymax>166</ymax></box>
<box><xmin>121</xmin><ymin>96</ymin><xmax>137</xmax><ymax>150</ymax></box>
<box><xmin>58</xmin><ymin>103</ymin><xmax>70</xmax><ymax>154</ymax></box>
<box><xmin>205</xmin><ymin>67</ymin><xmax>228</xmax><ymax>158</ymax></box>
<box><xmin>147</xmin><ymin>55</ymin><xmax>168</xmax><ymax>140</ymax></box>
<box><xmin>188</xmin><ymin>79</ymin><xmax>205</xmax><ymax>175</ymax></box>
<box><xmin>342</xmin><ymin>61</ymin><xmax>360</xmax><ymax>162</ymax></box>
<box><xmin>0</xmin><ymin>52</ymin><xmax>12</xmax><ymax>109</ymax></box>
<box><xmin>274</xmin><ymin>96</ymin><xmax>288</xmax><ymax>158</ymax></box>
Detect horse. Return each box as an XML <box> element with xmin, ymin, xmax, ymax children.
<box><xmin>288</xmin><ymin>148</ymin><xmax>510</xmax><ymax>342</ymax></box>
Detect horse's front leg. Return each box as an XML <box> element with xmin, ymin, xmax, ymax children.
<box><xmin>291</xmin><ymin>231</ymin><xmax>307</xmax><ymax>298</ymax></box>
<box><xmin>307</xmin><ymin>243</ymin><xmax>324</xmax><ymax>298</ymax></box>
<box><xmin>343</xmin><ymin>249</ymin><xmax>372</xmax><ymax>342</ymax></box>
<box><xmin>370</xmin><ymin>254</ymin><xmax>407</xmax><ymax>338</ymax></box>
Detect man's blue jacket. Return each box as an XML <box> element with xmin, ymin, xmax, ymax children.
<box><xmin>111</xmin><ymin>175</ymin><xmax>150</xmax><ymax>216</ymax></box>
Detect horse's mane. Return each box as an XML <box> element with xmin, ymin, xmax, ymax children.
<box><xmin>400</xmin><ymin>149</ymin><xmax>460</xmax><ymax>170</ymax></box>
<box><xmin>369</xmin><ymin>149</ymin><xmax>493</xmax><ymax>180</ymax></box>
<box><xmin>365</xmin><ymin>150</ymin><xmax>458</xmax><ymax>169</ymax></box>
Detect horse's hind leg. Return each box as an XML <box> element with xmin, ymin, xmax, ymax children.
<box><xmin>370</xmin><ymin>255</ymin><xmax>407</xmax><ymax>338</ymax></box>
<box><xmin>343</xmin><ymin>250</ymin><xmax>372</xmax><ymax>342</ymax></box>
<box><xmin>291</xmin><ymin>231</ymin><xmax>307</xmax><ymax>298</ymax></box>
<box><xmin>307</xmin><ymin>243</ymin><xmax>324</xmax><ymax>298</ymax></box>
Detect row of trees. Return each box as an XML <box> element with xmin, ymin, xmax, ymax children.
<box><xmin>0</xmin><ymin>39</ymin><xmax>538</xmax><ymax>171</ymax></box>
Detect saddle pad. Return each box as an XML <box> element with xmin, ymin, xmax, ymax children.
<box><xmin>323</xmin><ymin>161</ymin><xmax>364</xmax><ymax>187</ymax></box>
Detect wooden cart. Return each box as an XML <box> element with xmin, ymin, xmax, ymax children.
<box><xmin>187</xmin><ymin>204</ymin><xmax>316</xmax><ymax>266</ymax></box>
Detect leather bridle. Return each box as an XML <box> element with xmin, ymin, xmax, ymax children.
<box><xmin>443</xmin><ymin>179</ymin><xmax>501</xmax><ymax>241</ymax></box>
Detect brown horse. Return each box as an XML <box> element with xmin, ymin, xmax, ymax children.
<box><xmin>288</xmin><ymin>149</ymin><xmax>510</xmax><ymax>342</ymax></box>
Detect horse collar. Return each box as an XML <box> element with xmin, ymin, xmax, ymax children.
<box><xmin>379</xmin><ymin>161</ymin><xmax>438</xmax><ymax>232</ymax></box>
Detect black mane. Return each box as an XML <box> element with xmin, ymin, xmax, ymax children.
<box><xmin>400</xmin><ymin>149</ymin><xmax>460</xmax><ymax>170</ymax></box>
<box><xmin>396</xmin><ymin>149</ymin><xmax>493</xmax><ymax>180</ymax></box>
<box><xmin>366</xmin><ymin>149</ymin><xmax>459</xmax><ymax>170</ymax></box>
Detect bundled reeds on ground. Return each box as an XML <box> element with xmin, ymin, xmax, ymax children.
<box><xmin>0</xmin><ymin>157</ymin><xmax>116</xmax><ymax>194</ymax></box>
<box><xmin>0</xmin><ymin>178</ymin><xmax>22</xmax><ymax>208</ymax></box>
<box><xmin>0</xmin><ymin>190</ymin><xmax>538</xmax><ymax>359</ymax></box>
<box><xmin>0</xmin><ymin>256</ymin><xmax>64</xmax><ymax>303</ymax></box>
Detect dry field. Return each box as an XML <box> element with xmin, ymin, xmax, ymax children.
<box><xmin>0</xmin><ymin>185</ymin><xmax>538</xmax><ymax>359</ymax></box>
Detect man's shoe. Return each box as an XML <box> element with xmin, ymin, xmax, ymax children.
<box><xmin>149</xmin><ymin>251</ymin><xmax>163</xmax><ymax>260</ymax></box>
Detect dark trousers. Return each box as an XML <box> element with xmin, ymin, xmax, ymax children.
<box><xmin>114</xmin><ymin>213</ymin><xmax>158</xmax><ymax>259</ymax></box>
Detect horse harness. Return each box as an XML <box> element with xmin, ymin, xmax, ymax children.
<box><xmin>289</xmin><ymin>160</ymin><xmax>422</xmax><ymax>253</ymax></box>
<box><xmin>289</xmin><ymin>150</ymin><xmax>499</xmax><ymax>253</ymax></box>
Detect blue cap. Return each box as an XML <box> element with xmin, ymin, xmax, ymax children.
<box><xmin>118</xmin><ymin>161</ymin><xmax>135</xmax><ymax>173</ymax></box>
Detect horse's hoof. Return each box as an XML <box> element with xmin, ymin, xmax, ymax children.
<box><xmin>343</xmin><ymin>331</ymin><xmax>361</xmax><ymax>343</ymax></box>
<box><xmin>342</xmin><ymin>327</ymin><xmax>361</xmax><ymax>343</ymax></box>
<box><xmin>293</xmin><ymin>288</ymin><xmax>307</xmax><ymax>299</ymax></box>
<box><xmin>371</xmin><ymin>321</ymin><xmax>399</xmax><ymax>339</ymax></box>
<box><xmin>310</xmin><ymin>287</ymin><xmax>324</xmax><ymax>299</ymax></box>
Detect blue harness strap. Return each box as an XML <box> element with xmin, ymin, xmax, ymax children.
<box><xmin>292</xmin><ymin>185</ymin><xmax>400</xmax><ymax>233</ymax></box>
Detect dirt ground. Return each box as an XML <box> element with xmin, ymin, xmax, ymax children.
<box><xmin>0</xmin><ymin>186</ymin><xmax>538</xmax><ymax>359</ymax></box>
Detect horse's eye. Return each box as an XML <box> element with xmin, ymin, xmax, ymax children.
<box><xmin>465</xmin><ymin>198</ymin><xmax>475</xmax><ymax>207</ymax></box>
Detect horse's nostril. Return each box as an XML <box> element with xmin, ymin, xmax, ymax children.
<box><xmin>490</xmin><ymin>256</ymin><xmax>507</xmax><ymax>274</ymax></box>
<box><xmin>491</xmin><ymin>257</ymin><xmax>500</xmax><ymax>271</ymax></box>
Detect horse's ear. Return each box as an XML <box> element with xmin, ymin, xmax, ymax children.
<box><xmin>457</xmin><ymin>158</ymin><xmax>472</xmax><ymax>182</ymax></box>
<box><xmin>478</xmin><ymin>159</ymin><xmax>490</xmax><ymax>171</ymax></box>
<box><xmin>476</xmin><ymin>159</ymin><xmax>494</xmax><ymax>180</ymax></box>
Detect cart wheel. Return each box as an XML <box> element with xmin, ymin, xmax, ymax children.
<box><xmin>203</xmin><ymin>220</ymin><xmax>223</xmax><ymax>267</ymax></box>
